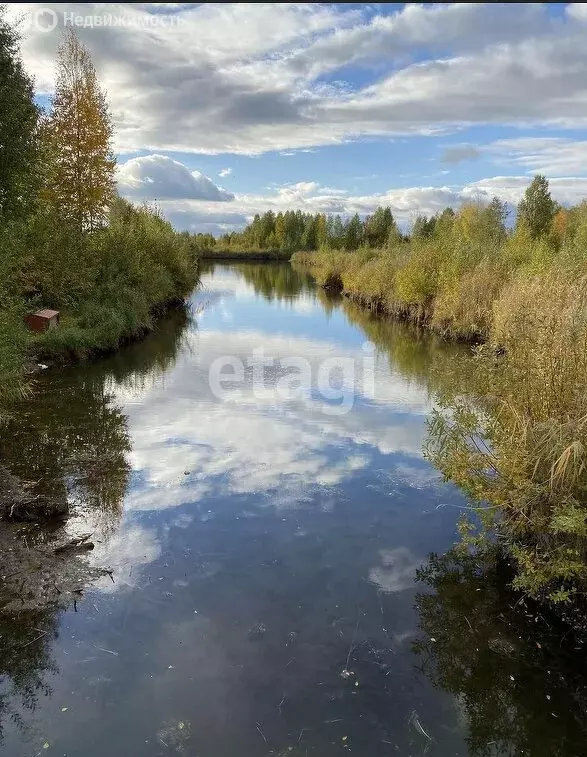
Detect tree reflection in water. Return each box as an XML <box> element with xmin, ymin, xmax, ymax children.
<box><xmin>0</xmin><ymin>305</ymin><xmax>192</xmax><ymax>743</ymax></box>
<box><xmin>0</xmin><ymin>609</ymin><xmax>59</xmax><ymax>744</ymax></box>
<box><xmin>413</xmin><ymin>548</ymin><xmax>587</xmax><ymax>756</ymax></box>
<box><xmin>235</xmin><ymin>261</ymin><xmax>315</xmax><ymax>302</ymax></box>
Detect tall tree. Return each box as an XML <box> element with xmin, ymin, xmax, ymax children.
<box><xmin>315</xmin><ymin>213</ymin><xmax>328</xmax><ymax>248</ymax></box>
<box><xmin>329</xmin><ymin>215</ymin><xmax>345</xmax><ymax>249</ymax></box>
<box><xmin>483</xmin><ymin>196</ymin><xmax>507</xmax><ymax>246</ymax></box>
<box><xmin>282</xmin><ymin>210</ymin><xmax>301</xmax><ymax>251</ymax></box>
<box><xmin>0</xmin><ymin>5</ymin><xmax>40</xmax><ymax>219</ymax></box>
<box><xmin>345</xmin><ymin>213</ymin><xmax>363</xmax><ymax>250</ymax></box>
<box><xmin>301</xmin><ymin>214</ymin><xmax>317</xmax><ymax>250</ymax></box>
<box><xmin>517</xmin><ymin>174</ymin><xmax>556</xmax><ymax>240</ymax></box>
<box><xmin>412</xmin><ymin>214</ymin><xmax>436</xmax><ymax>240</ymax></box>
<box><xmin>365</xmin><ymin>206</ymin><xmax>395</xmax><ymax>247</ymax></box>
<box><xmin>46</xmin><ymin>30</ymin><xmax>115</xmax><ymax>232</ymax></box>
<box><xmin>275</xmin><ymin>212</ymin><xmax>286</xmax><ymax>249</ymax></box>
<box><xmin>260</xmin><ymin>210</ymin><xmax>275</xmax><ymax>247</ymax></box>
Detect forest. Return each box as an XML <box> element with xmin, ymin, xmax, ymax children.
<box><xmin>0</xmin><ymin>10</ymin><xmax>198</xmax><ymax>411</ymax></box>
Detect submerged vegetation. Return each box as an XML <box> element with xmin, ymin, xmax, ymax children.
<box><xmin>0</xmin><ymin>10</ymin><xmax>198</xmax><ymax>416</ymax></box>
<box><xmin>292</xmin><ymin>179</ymin><xmax>587</xmax><ymax>607</ymax></box>
<box><xmin>0</xmin><ymin>309</ymin><xmax>192</xmax><ymax>738</ymax></box>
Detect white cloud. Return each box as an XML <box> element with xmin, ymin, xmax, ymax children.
<box><xmin>218</xmin><ymin>168</ymin><xmax>232</xmax><ymax>178</ymax></box>
<box><xmin>12</xmin><ymin>2</ymin><xmax>587</xmax><ymax>233</ymax></box>
<box><xmin>283</xmin><ymin>2</ymin><xmax>549</xmax><ymax>82</ymax></box>
<box><xmin>155</xmin><ymin>178</ymin><xmax>466</xmax><ymax>231</ymax></box>
<box><xmin>132</xmin><ymin>164</ymin><xmax>587</xmax><ymax>232</ymax></box>
<box><xmin>486</xmin><ymin>137</ymin><xmax>587</xmax><ymax>177</ymax></box>
<box><xmin>117</xmin><ymin>155</ymin><xmax>234</xmax><ymax>201</ymax></box>
<box><xmin>567</xmin><ymin>3</ymin><xmax>587</xmax><ymax>22</ymax></box>
<box><xmin>466</xmin><ymin>175</ymin><xmax>587</xmax><ymax>206</ymax></box>
<box><xmin>9</xmin><ymin>2</ymin><xmax>587</xmax><ymax>155</ymax></box>
<box><xmin>276</xmin><ymin>181</ymin><xmax>321</xmax><ymax>200</ymax></box>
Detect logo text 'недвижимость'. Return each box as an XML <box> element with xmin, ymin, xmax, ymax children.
<box><xmin>31</xmin><ymin>8</ymin><xmax>182</xmax><ymax>33</ymax></box>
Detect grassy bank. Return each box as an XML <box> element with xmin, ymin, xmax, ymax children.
<box><xmin>0</xmin><ymin>198</ymin><xmax>198</xmax><ymax>378</ymax></box>
<box><xmin>294</xmin><ymin>184</ymin><xmax>587</xmax><ymax>608</ymax></box>
<box><xmin>29</xmin><ymin>200</ymin><xmax>199</xmax><ymax>363</ymax></box>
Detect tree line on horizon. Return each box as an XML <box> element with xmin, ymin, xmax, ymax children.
<box><xmin>198</xmin><ymin>205</ymin><xmax>400</xmax><ymax>253</ymax></box>
<box><xmin>190</xmin><ymin>176</ymin><xmax>568</xmax><ymax>256</ymax></box>
<box><xmin>193</xmin><ymin>206</ymin><xmax>401</xmax><ymax>254</ymax></box>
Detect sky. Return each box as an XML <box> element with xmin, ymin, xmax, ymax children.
<box><xmin>7</xmin><ymin>2</ymin><xmax>587</xmax><ymax>233</ymax></box>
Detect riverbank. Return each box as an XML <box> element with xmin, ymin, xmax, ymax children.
<box><xmin>293</xmin><ymin>249</ymin><xmax>490</xmax><ymax>348</ymax></box>
<box><xmin>0</xmin><ymin>17</ymin><xmax>200</xmax><ymax>416</ymax></box>
<box><xmin>0</xmin><ymin>302</ymin><xmax>194</xmax><ymax>612</ymax></box>
<box><xmin>294</xmin><ymin>238</ymin><xmax>587</xmax><ymax>609</ymax></box>
<box><xmin>0</xmin><ymin>465</ymin><xmax>113</xmax><ymax>612</ymax></box>
<box><xmin>0</xmin><ymin>516</ymin><xmax>111</xmax><ymax>613</ymax></box>
<box><xmin>292</xmin><ymin>248</ymin><xmax>477</xmax><ymax>340</ymax></box>
<box><xmin>1</xmin><ymin>199</ymin><xmax>199</xmax><ymax>404</ymax></box>
<box><xmin>30</xmin><ymin>297</ymin><xmax>192</xmax><ymax>365</ymax></box>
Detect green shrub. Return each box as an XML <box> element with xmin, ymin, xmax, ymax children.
<box><xmin>29</xmin><ymin>199</ymin><xmax>198</xmax><ymax>360</ymax></box>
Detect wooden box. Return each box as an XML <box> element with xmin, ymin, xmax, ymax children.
<box><xmin>24</xmin><ymin>309</ymin><xmax>60</xmax><ymax>333</ymax></box>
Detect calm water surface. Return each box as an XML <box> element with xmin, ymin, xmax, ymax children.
<box><xmin>1</xmin><ymin>263</ymin><xmax>586</xmax><ymax>756</ymax></box>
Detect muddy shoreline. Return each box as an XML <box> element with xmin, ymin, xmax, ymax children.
<box><xmin>0</xmin><ymin>467</ymin><xmax>112</xmax><ymax>613</ymax></box>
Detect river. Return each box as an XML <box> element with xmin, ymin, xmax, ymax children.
<box><xmin>1</xmin><ymin>262</ymin><xmax>586</xmax><ymax>756</ymax></box>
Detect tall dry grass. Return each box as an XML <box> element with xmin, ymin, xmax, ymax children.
<box><xmin>427</xmin><ymin>269</ymin><xmax>587</xmax><ymax>601</ymax></box>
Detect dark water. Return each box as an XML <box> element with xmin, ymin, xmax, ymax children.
<box><xmin>1</xmin><ymin>263</ymin><xmax>586</xmax><ymax>756</ymax></box>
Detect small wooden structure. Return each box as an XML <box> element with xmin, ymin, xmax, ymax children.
<box><xmin>24</xmin><ymin>309</ymin><xmax>60</xmax><ymax>333</ymax></box>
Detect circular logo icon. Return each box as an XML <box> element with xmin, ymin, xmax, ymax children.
<box><xmin>33</xmin><ymin>8</ymin><xmax>58</xmax><ymax>33</ymax></box>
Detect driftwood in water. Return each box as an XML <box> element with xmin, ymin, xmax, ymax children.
<box><xmin>53</xmin><ymin>534</ymin><xmax>95</xmax><ymax>554</ymax></box>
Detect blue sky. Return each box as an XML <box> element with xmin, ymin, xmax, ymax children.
<box><xmin>12</xmin><ymin>2</ymin><xmax>587</xmax><ymax>232</ymax></box>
